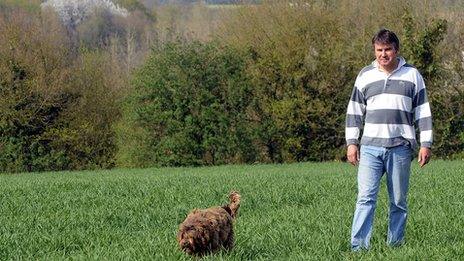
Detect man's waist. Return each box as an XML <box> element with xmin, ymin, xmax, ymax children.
<box><xmin>360</xmin><ymin>136</ymin><xmax>415</xmax><ymax>149</ymax></box>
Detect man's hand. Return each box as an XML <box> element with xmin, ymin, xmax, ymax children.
<box><xmin>418</xmin><ymin>147</ymin><xmax>431</xmax><ymax>168</ymax></box>
<box><xmin>347</xmin><ymin>144</ymin><xmax>359</xmax><ymax>166</ymax></box>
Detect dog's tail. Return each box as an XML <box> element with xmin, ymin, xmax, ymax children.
<box><xmin>226</xmin><ymin>191</ymin><xmax>240</xmax><ymax>219</ymax></box>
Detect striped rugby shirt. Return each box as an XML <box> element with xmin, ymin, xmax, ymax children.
<box><xmin>345</xmin><ymin>57</ymin><xmax>433</xmax><ymax>149</ymax></box>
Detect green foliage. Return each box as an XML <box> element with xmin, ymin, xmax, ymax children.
<box><xmin>0</xmin><ymin>10</ymin><xmax>123</xmax><ymax>172</ymax></box>
<box><xmin>402</xmin><ymin>12</ymin><xmax>448</xmax><ymax>81</ymax></box>
<box><xmin>0</xmin><ymin>10</ymin><xmax>74</xmax><ymax>172</ymax></box>
<box><xmin>44</xmin><ymin>50</ymin><xmax>123</xmax><ymax>170</ymax></box>
<box><xmin>430</xmin><ymin>92</ymin><xmax>464</xmax><ymax>158</ymax></box>
<box><xmin>426</xmin><ymin>50</ymin><xmax>464</xmax><ymax>158</ymax></box>
<box><xmin>401</xmin><ymin>10</ymin><xmax>464</xmax><ymax>158</ymax></box>
<box><xmin>118</xmin><ymin>41</ymin><xmax>256</xmax><ymax>167</ymax></box>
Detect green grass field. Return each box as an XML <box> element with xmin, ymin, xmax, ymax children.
<box><xmin>0</xmin><ymin>160</ymin><xmax>463</xmax><ymax>260</ymax></box>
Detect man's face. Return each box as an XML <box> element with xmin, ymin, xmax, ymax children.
<box><xmin>374</xmin><ymin>42</ymin><xmax>398</xmax><ymax>70</ymax></box>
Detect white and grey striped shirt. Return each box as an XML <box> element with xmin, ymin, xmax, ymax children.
<box><xmin>345</xmin><ymin>57</ymin><xmax>432</xmax><ymax>149</ymax></box>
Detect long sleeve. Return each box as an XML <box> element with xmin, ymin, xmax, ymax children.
<box><xmin>345</xmin><ymin>83</ymin><xmax>366</xmax><ymax>146</ymax></box>
<box><xmin>413</xmin><ymin>74</ymin><xmax>433</xmax><ymax>148</ymax></box>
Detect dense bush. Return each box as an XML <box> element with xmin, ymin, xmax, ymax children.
<box><xmin>45</xmin><ymin>50</ymin><xmax>124</xmax><ymax>170</ymax></box>
<box><xmin>401</xmin><ymin>10</ymin><xmax>464</xmax><ymax>158</ymax></box>
<box><xmin>117</xmin><ymin>41</ymin><xmax>256</xmax><ymax>167</ymax></box>
<box><xmin>0</xmin><ymin>9</ymin><xmax>72</xmax><ymax>172</ymax></box>
<box><xmin>0</xmin><ymin>9</ymin><xmax>124</xmax><ymax>172</ymax></box>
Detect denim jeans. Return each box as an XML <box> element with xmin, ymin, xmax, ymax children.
<box><xmin>351</xmin><ymin>145</ymin><xmax>413</xmax><ymax>251</ymax></box>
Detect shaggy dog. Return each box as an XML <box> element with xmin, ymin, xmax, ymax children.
<box><xmin>177</xmin><ymin>191</ymin><xmax>241</xmax><ymax>256</ymax></box>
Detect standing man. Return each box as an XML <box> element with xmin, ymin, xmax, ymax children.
<box><xmin>345</xmin><ymin>29</ymin><xmax>432</xmax><ymax>251</ymax></box>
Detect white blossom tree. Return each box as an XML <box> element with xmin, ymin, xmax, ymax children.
<box><xmin>41</xmin><ymin>0</ymin><xmax>128</xmax><ymax>28</ymax></box>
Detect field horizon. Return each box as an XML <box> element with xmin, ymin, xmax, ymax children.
<box><xmin>0</xmin><ymin>160</ymin><xmax>463</xmax><ymax>260</ymax></box>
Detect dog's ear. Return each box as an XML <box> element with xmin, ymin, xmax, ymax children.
<box><xmin>228</xmin><ymin>192</ymin><xmax>240</xmax><ymax>218</ymax></box>
<box><xmin>221</xmin><ymin>205</ymin><xmax>232</xmax><ymax>216</ymax></box>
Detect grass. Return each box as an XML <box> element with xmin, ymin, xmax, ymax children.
<box><xmin>0</xmin><ymin>160</ymin><xmax>463</xmax><ymax>260</ymax></box>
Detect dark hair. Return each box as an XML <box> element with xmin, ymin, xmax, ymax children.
<box><xmin>372</xmin><ymin>29</ymin><xmax>400</xmax><ymax>51</ymax></box>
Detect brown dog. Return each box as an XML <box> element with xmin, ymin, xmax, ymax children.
<box><xmin>177</xmin><ymin>191</ymin><xmax>241</xmax><ymax>256</ymax></box>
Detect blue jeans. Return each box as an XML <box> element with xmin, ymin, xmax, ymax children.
<box><xmin>351</xmin><ymin>145</ymin><xmax>413</xmax><ymax>251</ymax></box>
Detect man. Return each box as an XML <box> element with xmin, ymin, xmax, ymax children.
<box><xmin>345</xmin><ymin>29</ymin><xmax>432</xmax><ymax>251</ymax></box>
